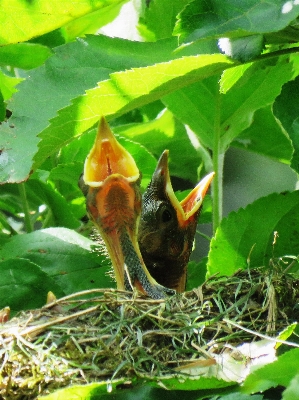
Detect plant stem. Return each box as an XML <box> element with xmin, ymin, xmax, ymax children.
<box><xmin>196</xmin><ymin>229</ymin><xmax>212</xmax><ymax>242</ymax></box>
<box><xmin>18</xmin><ymin>183</ymin><xmax>33</xmax><ymax>233</ymax></box>
<box><xmin>255</xmin><ymin>46</ymin><xmax>299</xmax><ymax>61</ymax></box>
<box><xmin>212</xmin><ymin>95</ymin><xmax>224</xmax><ymax>234</ymax></box>
<box><xmin>212</xmin><ymin>150</ymin><xmax>224</xmax><ymax>234</ymax></box>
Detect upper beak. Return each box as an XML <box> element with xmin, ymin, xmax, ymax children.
<box><xmin>81</xmin><ymin>117</ymin><xmax>174</xmax><ymax>298</ymax></box>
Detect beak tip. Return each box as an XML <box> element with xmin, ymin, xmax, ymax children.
<box><xmin>197</xmin><ymin>171</ymin><xmax>215</xmax><ymax>197</ymax></box>
<box><xmin>98</xmin><ymin>116</ymin><xmax>113</xmax><ymax>141</ymax></box>
<box><xmin>156</xmin><ymin>150</ymin><xmax>169</xmax><ymax>177</ymax></box>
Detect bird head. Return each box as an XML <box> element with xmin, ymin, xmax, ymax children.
<box><xmin>138</xmin><ymin>150</ymin><xmax>214</xmax><ymax>292</ymax></box>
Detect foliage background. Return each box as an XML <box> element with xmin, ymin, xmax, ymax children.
<box><xmin>1</xmin><ymin>0</ymin><xmax>299</xmax><ymax>398</ymax></box>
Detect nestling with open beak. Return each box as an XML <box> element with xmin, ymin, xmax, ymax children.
<box><xmin>138</xmin><ymin>151</ymin><xmax>214</xmax><ymax>293</ymax></box>
<box><xmin>79</xmin><ymin>116</ymin><xmax>174</xmax><ymax>299</ymax></box>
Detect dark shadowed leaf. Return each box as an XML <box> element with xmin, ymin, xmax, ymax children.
<box><xmin>0</xmin><ymin>228</ymin><xmax>112</xmax><ymax>295</ymax></box>
<box><xmin>273</xmin><ymin>76</ymin><xmax>299</xmax><ymax>174</ymax></box>
<box><xmin>25</xmin><ymin>179</ymin><xmax>80</xmax><ymax>229</ymax></box>
<box><xmin>0</xmin><ymin>258</ymin><xmax>63</xmax><ymax>312</ymax></box>
<box><xmin>232</xmin><ymin>106</ymin><xmax>293</xmax><ymax>163</ymax></box>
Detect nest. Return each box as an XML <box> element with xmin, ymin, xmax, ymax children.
<box><xmin>0</xmin><ymin>266</ymin><xmax>299</xmax><ymax>399</ymax></box>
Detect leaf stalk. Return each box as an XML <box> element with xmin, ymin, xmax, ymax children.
<box><xmin>18</xmin><ymin>183</ymin><xmax>33</xmax><ymax>233</ymax></box>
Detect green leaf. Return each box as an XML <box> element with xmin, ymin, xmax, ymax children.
<box><xmin>207</xmin><ymin>191</ymin><xmax>299</xmax><ymax>277</ymax></box>
<box><xmin>273</xmin><ymin>76</ymin><xmax>299</xmax><ymax>174</ymax></box>
<box><xmin>232</xmin><ymin>106</ymin><xmax>293</xmax><ymax>163</ymax></box>
<box><xmin>0</xmin><ymin>258</ymin><xmax>63</xmax><ymax>312</ymax></box>
<box><xmin>283</xmin><ymin>374</ymin><xmax>299</xmax><ymax>400</ymax></box>
<box><xmin>1</xmin><ymin>51</ymin><xmax>234</xmax><ymax>183</ymax></box>
<box><xmin>242</xmin><ymin>348</ymin><xmax>299</xmax><ymax>394</ymax></box>
<box><xmin>162</xmin><ymin>75</ymin><xmax>219</xmax><ymax>149</ymax></box>
<box><xmin>64</xmin><ymin>1</ymin><xmax>128</xmax><ymax>41</ymax></box>
<box><xmin>117</xmin><ymin>135</ymin><xmax>157</xmax><ymax>190</ymax></box>
<box><xmin>276</xmin><ymin>323</ymin><xmax>299</xmax><ymax>356</ymax></box>
<box><xmin>25</xmin><ymin>179</ymin><xmax>80</xmax><ymax>229</ymax></box>
<box><xmin>30</xmin><ymin>28</ymin><xmax>67</xmax><ymax>48</ymax></box>
<box><xmin>0</xmin><ymin>0</ymin><xmax>127</xmax><ymax>45</ymax></box>
<box><xmin>0</xmin><ymin>228</ymin><xmax>112</xmax><ymax>295</ymax></box>
<box><xmin>138</xmin><ymin>0</ymin><xmax>190</xmax><ymax>41</ymax></box>
<box><xmin>175</xmin><ymin>0</ymin><xmax>299</xmax><ymax>42</ymax></box>
<box><xmin>0</xmin><ymin>35</ymin><xmax>180</xmax><ymax>183</ymax></box>
<box><xmin>0</xmin><ymin>185</ymin><xmax>22</xmax><ymax>215</ymax></box>
<box><xmin>114</xmin><ymin>110</ymin><xmax>201</xmax><ymax>183</ymax></box>
<box><xmin>39</xmin><ymin>377</ymin><xmax>236</xmax><ymax>400</ymax></box>
<box><xmin>163</xmin><ymin>61</ymin><xmax>293</xmax><ymax>151</ymax></box>
<box><xmin>58</xmin><ymin>129</ymin><xmax>97</xmax><ymax>166</ymax></box>
<box><xmin>0</xmin><ymin>90</ymin><xmax>5</xmax><ymax>122</ymax></box>
<box><xmin>219</xmin><ymin>64</ymin><xmax>252</xmax><ymax>94</ymax></box>
<box><xmin>221</xmin><ymin>395</ymin><xmax>263</xmax><ymax>400</ymax></box>
<box><xmin>0</xmin><ymin>43</ymin><xmax>52</xmax><ymax>69</ymax></box>
<box><xmin>186</xmin><ymin>259</ymin><xmax>207</xmax><ymax>291</ymax></box>
<box><xmin>156</xmin><ymin>375</ymin><xmax>235</xmax><ymax>391</ymax></box>
<box><xmin>49</xmin><ymin>162</ymin><xmax>84</xmax><ymax>188</ymax></box>
<box><xmin>0</xmin><ymin>209</ymin><xmax>17</xmax><ymax>234</ymax></box>
<box><xmin>0</xmin><ymin>70</ymin><xmax>22</xmax><ymax>101</ymax></box>
<box><xmin>38</xmin><ymin>381</ymin><xmax>117</xmax><ymax>400</ymax></box>
<box><xmin>33</xmin><ymin>53</ymin><xmax>233</xmax><ymax>172</ymax></box>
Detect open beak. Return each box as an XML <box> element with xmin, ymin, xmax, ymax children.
<box><xmin>81</xmin><ymin>117</ymin><xmax>174</xmax><ymax>298</ymax></box>
<box><xmin>156</xmin><ymin>151</ymin><xmax>214</xmax><ymax>227</ymax></box>
<box><xmin>139</xmin><ymin>150</ymin><xmax>214</xmax><ymax>292</ymax></box>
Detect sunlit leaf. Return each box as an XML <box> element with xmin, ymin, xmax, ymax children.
<box><xmin>175</xmin><ymin>0</ymin><xmax>299</xmax><ymax>42</ymax></box>
<box><xmin>114</xmin><ymin>110</ymin><xmax>201</xmax><ymax>183</ymax></box>
<box><xmin>138</xmin><ymin>0</ymin><xmax>189</xmax><ymax>41</ymax></box>
<box><xmin>0</xmin><ymin>43</ymin><xmax>52</xmax><ymax>69</ymax></box>
<box><xmin>0</xmin><ymin>35</ymin><xmax>182</xmax><ymax>183</ymax></box>
<box><xmin>64</xmin><ymin>0</ymin><xmax>128</xmax><ymax>41</ymax></box>
<box><xmin>242</xmin><ymin>348</ymin><xmax>299</xmax><ymax>394</ymax></box>
<box><xmin>0</xmin><ymin>0</ymin><xmax>127</xmax><ymax>45</ymax></box>
<box><xmin>163</xmin><ymin>61</ymin><xmax>293</xmax><ymax>151</ymax></box>
<box><xmin>0</xmin><ymin>71</ymin><xmax>22</xmax><ymax>101</ymax></box>
<box><xmin>39</xmin><ymin>376</ymin><xmax>236</xmax><ymax>400</ymax></box>
<box><xmin>207</xmin><ymin>191</ymin><xmax>299</xmax><ymax>277</ymax></box>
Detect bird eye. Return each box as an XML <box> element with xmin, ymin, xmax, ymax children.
<box><xmin>161</xmin><ymin>208</ymin><xmax>172</xmax><ymax>223</ymax></box>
